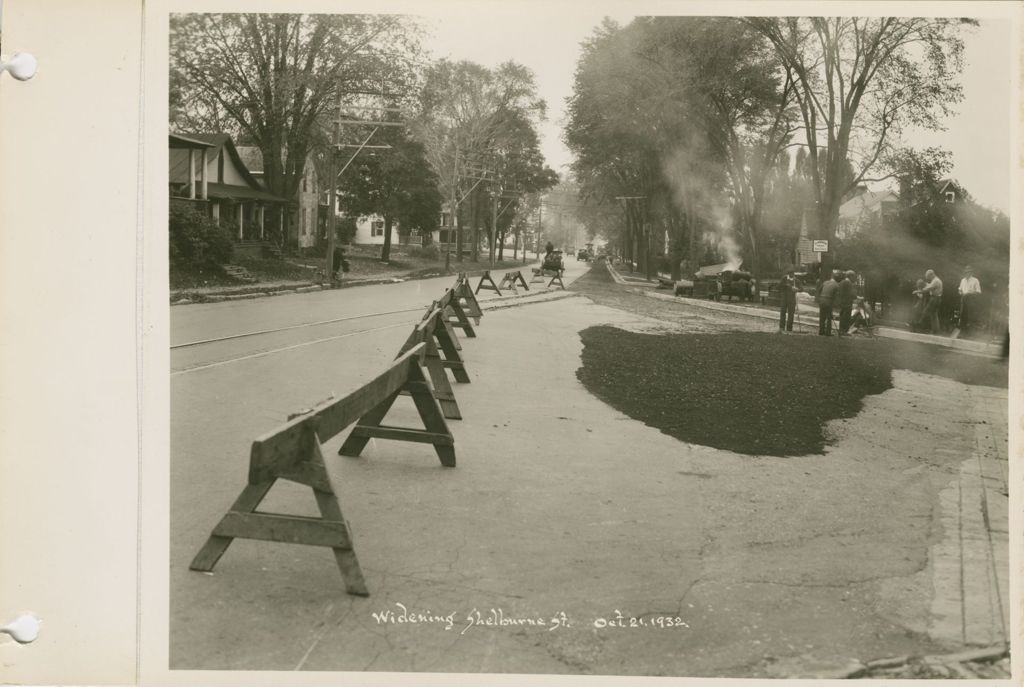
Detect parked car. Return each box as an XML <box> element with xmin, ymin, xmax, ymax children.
<box><xmin>577</xmin><ymin>249</ymin><xmax>591</xmax><ymax>261</ymax></box>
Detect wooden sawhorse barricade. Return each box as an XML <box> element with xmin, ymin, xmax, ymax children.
<box><xmin>455</xmin><ymin>273</ymin><xmax>484</xmax><ymax>323</ymax></box>
<box><xmin>400</xmin><ymin>303</ymin><xmax>471</xmax><ymax>420</ymax></box>
<box><xmin>497</xmin><ymin>270</ymin><xmax>529</xmax><ymax>295</ymax></box>
<box><xmin>189</xmin><ymin>343</ymin><xmax>454</xmax><ymax>596</ymax></box>
<box><xmin>531</xmin><ymin>267</ymin><xmax>565</xmax><ymax>289</ymax></box>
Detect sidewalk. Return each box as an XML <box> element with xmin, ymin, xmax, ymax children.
<box><xmin>171</xmin><ymin>258</ymin><xmax>545</xmax><ymax>305</ymax></box>
<box><xmin>604</xmin><ymin>260</ymin><xmax>1010</xmax><ymax>678</ymax></box>
<box><xmin>605</xmin><ymin>263</ymin><xmax>1003</xmax><ymax>357</ymax></box>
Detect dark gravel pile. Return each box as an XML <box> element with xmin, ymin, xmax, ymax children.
<box><xmin>576</xmin><ymin>325</ymin><xmax>1006</xmax><ymax>457</ymax></box>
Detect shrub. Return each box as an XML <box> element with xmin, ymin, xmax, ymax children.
<box><xmin>408</xmin><ymin>244</ymin><xmax>440</xmax><ymax>261</ymax></box>
<box><xmin>169</xmin><ymin>204</ymin><xmax>234</xmax><ymax>266</ymax></box>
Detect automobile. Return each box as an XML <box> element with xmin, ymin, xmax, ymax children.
<box><xmin>542</xmin><ymin>250</ymin><xmax>565</xmax><ymax>272</ymax></box>
<box><xmin>577</xmin><ymin>249</ymin><xmax>591</xmax><ymax>261</ymax></box>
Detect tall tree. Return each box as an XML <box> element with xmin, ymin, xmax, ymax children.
<box><xmin>414</xmin><ymin>59</ymin><xmax>548</xmax><ymax>263</ymax></box>
<box><xmin>743</xmin><ymin>16</ymin><xmax>974</xmax><ymax>277</ymax></box>
<box><xmin>170</xmin><ymin>13</ymin><xmax>422</xmax><ymax>220</ymax></box>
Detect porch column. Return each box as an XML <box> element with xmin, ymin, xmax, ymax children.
<box><xmin>200</xmin><ymin>148</ymin><xmax>208</xmax><ymax>200</ymax></box>
<box><xmin>211</xmin><ymin>202</ymin><xmax>220</xmax><ymax>220</ymax></box>
<box><xmin>259</xmin><ymin>205</ymin><xmax>266</xmax><ymax>240</ymax></box>
<box><xmin>238</xmin><ymin>202</ymin><xmax>244</xmax><ymax>240</ymax></box>
<box><xmin>279</xmin><ymin>206</ymin><xmax>284</xmax><ymax>238</ymax></box>
<box><xmin>188</xmin><ymin>149</ymin><xmax>196</xmax><ymax>200</ymax></box>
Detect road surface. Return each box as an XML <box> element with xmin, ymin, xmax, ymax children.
<box><xmin>168</xmin><ymin>260</ymin><xmax>1009</xmax><ymax>678</ymax></box>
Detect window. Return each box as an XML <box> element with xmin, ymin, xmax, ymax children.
<box><xmin>371</xmin><ymin>220</ymin><xmax>384</xmax><ymax>237</ymax></box>
<box><xmin>945</xmin><ymin>191</ymin><xmax>955</xmax><ymax>203</ymax></box>
<box><xmin>302</xmin><ymin>173</ymin><xmax>308</xmax><ymax>193</ymax></box>
<box><xmin>440</xmin><ymin>212</ymin><xmax>450</xmax><ymax>227</ymax></box>
<box><xmin>302</xmin><ymin>208</ymin><xmax>308</xmax><ymax>235</ymax></box>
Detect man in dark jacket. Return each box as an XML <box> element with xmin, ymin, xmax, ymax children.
<box><xmin>779</xmin><ymin>271</ymin><xmax>798</xmax><ymax>332</ymax></box>
<box><xmin>817</xmin><ymin>271</ymin><xmax>840</xmax><ymax>336</ymax></box>
<box><xmin>836</xmin><ymin>270</ymin><xmax>857</xmax><ymax>335</ymax></box>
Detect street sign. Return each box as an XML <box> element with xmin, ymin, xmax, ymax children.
<box><xmin>812</xmin><ymin>239</ymin><xmax>829</xmax><ymax>252</ymax></box>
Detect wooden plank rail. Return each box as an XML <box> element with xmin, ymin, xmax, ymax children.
<box><xmin>190</xmin><ymin>342</ymin><xmax>456</xmax><ymax>597</ymax></box>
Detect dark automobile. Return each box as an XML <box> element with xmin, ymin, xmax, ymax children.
<box><xmin>542</xmin><ymin>250</ymin><xmax>565</xmax><ymax>272</ymax></box>
<box><xmin>577</xmin><ymin>249</ymin><xmax>591</xmax><ymax>261</ymax></box>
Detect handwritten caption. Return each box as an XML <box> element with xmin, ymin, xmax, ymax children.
<box><xmin>371</xmin><ymin>604</ymin><xmax>688</xmax><ymax>633</ymax></box>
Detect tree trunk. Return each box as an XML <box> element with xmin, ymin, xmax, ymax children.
<box><xmin>455</xmin><ymin>202</ymin><xmax>464</xmax><ymax>262</ymax></box>
<box><xmin>381</xmin><ymin>215</ymin><xmax>393</xmax><ymax>262</ymax></box>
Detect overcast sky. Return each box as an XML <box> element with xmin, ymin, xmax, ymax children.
<box><xmin>420</xmin><ymin>9</ymin><xmax>1013</xmax><ymax>213</ymax></box>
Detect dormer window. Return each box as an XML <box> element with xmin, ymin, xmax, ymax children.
<box><xmin>945</xmin><ymin>191</ymin><xmax>955</xmax><ymax>203</ymax></box>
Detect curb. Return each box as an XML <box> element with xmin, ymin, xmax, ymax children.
<box><xmin>171</xmin><ymin>263</ymin><xmax>541</xmax><ymax>306</ymax></box>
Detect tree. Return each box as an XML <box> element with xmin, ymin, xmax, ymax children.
<box><xmin>414</xmin><ymin>59</ymin><xmax>549</xmax><ymax>264</ymax></box>
<box><xmin>170</xmin><ymin>13</ymin><xmax>422</xmax><ymax>235</ymax></box>
<box><xmin>335</xmin><ymin>125</ymin><xmax>442</xmax><ymax>261</ymax></box>
<box><xmin>743</xmin><ymin>17</ymin><xmax>975</xmax><ymax>278</ymax></box>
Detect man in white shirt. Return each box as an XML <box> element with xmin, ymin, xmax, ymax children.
<box><xmin>919</xmin><ymin>269</ymin><xmax>943</xmax><ymax>334</ymax></box>
<box><xmin>957</xmin><ymin>265</ymin><xmax>982</xmax><ymax>337</ymax></box>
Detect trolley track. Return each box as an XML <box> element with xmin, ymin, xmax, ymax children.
<box><xmin>170</xmin><ymin>306</ymin><xmax>426</xmax><ymax>350</ymax></box>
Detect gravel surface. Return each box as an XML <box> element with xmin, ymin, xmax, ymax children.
<box><xmin>571</xmin><ymin>265</ymin><xmax>1007</xmax><ymax>457</ymax></box>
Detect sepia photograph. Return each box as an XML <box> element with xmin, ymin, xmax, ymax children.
<box><xmin>166</xmin><ymin>4</ymin><xmax>1014</xmax><ymax>679</ymax></box>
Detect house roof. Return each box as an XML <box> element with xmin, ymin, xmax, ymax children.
<box><xmin>169</xmin><ymin>133</ymin><xmax>217</xmax><ymax>149</ymax></box>
<box><xmin>838</xmin><ymin>188</ymin><xmax>899</xmax><ymax>220</ymax></box>
<box><xmin>234</xmin><ymin>146</ymin><xmax>264</xmax><ymax>175</ymax></box>
<box><xmin>174</xmin><ymin>132</ymin><xmax>267</xmax><ymax>192</ymax></box>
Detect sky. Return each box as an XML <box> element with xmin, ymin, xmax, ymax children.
<box><xmin>419</xmin><ymin>6</ymin><xmax>1014</xmax><ymax>214</ymax></box>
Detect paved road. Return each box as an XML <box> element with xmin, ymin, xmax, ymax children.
<box><xmin>169</xmin><ymin>259</ymin><xmax>1009</xmax><ymax>678</ymax></box>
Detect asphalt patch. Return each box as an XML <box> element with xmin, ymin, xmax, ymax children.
<box><xmin>576</xmin><ymin>326</ymin><xmax>1006</xmax><ymax>457</ymax></box>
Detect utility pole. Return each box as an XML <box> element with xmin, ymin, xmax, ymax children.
<box><xmin>490</xmin><ymin>187</ymin><xmax>499</xmax><ymax>266</ymax></box>
<box><xmin>445</xmin><ymin>142</ymin><xmax>458</xmax><ymax>273</ymax></box>
<box><xmin>536</xmin><ymin>203</ymin><xmax>542</xmax><ymax>259</ymax></box>
<box><xmin>326</xmin><ymin>115</ymin><xmax>338</xmax><ymax>284</ymax></box>
<box><xmin>326</xmin><ymin>81</ymin><xmax>402</xmax><ymax>286</ymax></box>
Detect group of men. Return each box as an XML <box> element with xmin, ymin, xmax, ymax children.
<box><xmin>910</xmin><ymin>266</ymin><xmax>982</xmax><ymax>337</ymax></box>
<box><xmin>814</xmin><ymin>270</ymin><xmax>864</xmax><ymax>336</ymax></box>
<box><xmin>776</xmin><ymin>269</ymin><xmax>871</xmax><ymax>336</ymax></box>
<box><xmin>777</xmin><ymin>265</ymin><xmax>982</xmax><ymax>339</ymax></box>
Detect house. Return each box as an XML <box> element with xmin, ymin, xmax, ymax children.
<box><xmin>236</xmin><ymin>146</ymin><xmax>323</xmax><ymax>252</ymax></box>
<box><xmin>169</xmin><ymin>133</ymin><xmax>287</xmax><ymax>255</ymax></box>
<box><xmin>936</xmin><ymin>178</ymin><xmax>962</xmax><ymax>205</ymax></box>
<box><xmin>350</xmin><ymin>216</ymin><xmax>400</xmax><ymax>246</ymax></box>
<box><xmin>835</xmin><ymin>184</ymin><xmax>900</xmax><ymax>240</ymax></box>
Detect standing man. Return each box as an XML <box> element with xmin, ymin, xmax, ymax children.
<box><xmin>920</xmin><ymin>269</ymin><xmax>943</xmax><ymax>334</ymax></box>
<box><xmin>957</xmin><ymin>265</ymin><xmax>982</xmax><ymax>338</ymax></box>
<box><xmin>836</xmin><ymin>270</ymin><xmax>857</xmax><ymax>336</ymax></box>
<box><xmin>779</xmin><ymin>271</ymin><xmax>798</xmax><ymax>333</ymax></box>
<box><xmin>817</xmin><ymin>271</ymin><xmax>840</xmax><ymax>336</ymax></box>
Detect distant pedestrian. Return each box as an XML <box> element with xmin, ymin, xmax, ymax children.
<box><xmin>909</xmin><ymin>278</ymin><xmax>926</xmax><ymax>331</ymax></box>
<box><xmin>836</xmin><ymin>270</ymin><xmax>856</xmax><ymax>335</ymax></box>
<box><xmin>779</xmin><ymin>271</ymin><xmax>797</xmax><ymax>332</ymax></box>
<box><xmin>956</xmin><ymin>265</ymin><xmax>982</xmax><ymax>338</ymax></box>
<box><xmin>918</xmin><ymin>269</ymin><xmax>943</xmax><ymax>334</ymax></box>
<box><xmin>817</xmin><ymin>271</ymin><xmax>840</xmax><ymax>336</ymax></box>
